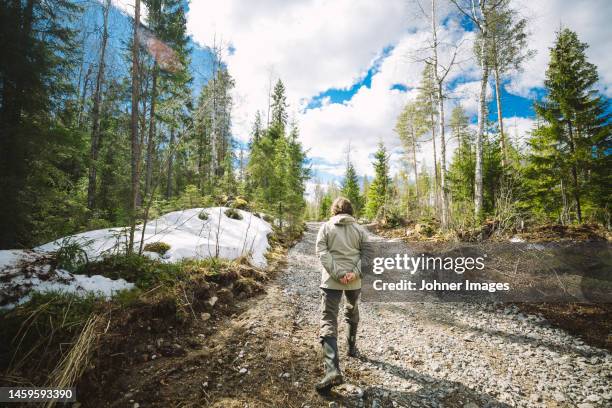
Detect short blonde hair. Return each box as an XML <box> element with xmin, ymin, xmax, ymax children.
<box><xmin>331</xmin><ymin>197</ymin><xmax>353</xmax><ymax>216</ymax></box>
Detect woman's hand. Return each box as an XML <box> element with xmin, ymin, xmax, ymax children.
<box><xmin>340</xmin><ymin>272</ymin><xmax>357</xmax><ymax>285</ymax></box>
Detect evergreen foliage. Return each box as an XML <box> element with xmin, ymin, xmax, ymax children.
<box><xmin>528</xmin><ymin>28</ymin><xmax>611</xmax><ymax>224</ymax></box>
<box><xmin>365</xmin><ymin>142</ymin><xmax>391</xmax><ymax>220</ymax></box>
<box><xmin>341</xmin><ymin>161</ymin><xmax>362</xmax><ymax>217</ymax></box>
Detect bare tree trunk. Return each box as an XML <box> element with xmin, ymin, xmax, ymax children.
<box><xmin>197</xmin><ymin>126</ymin><xmax>205</xmax><ymax>191</ymax></box>
<box><xmin>567</xmin><ymin>121</ymin><xmax>582</xmax><ymax>223</ymax></box>
<box><xmin>78</xmin><ymin>65</ymin><xmax>93</xmax><ymax>127</ymax></box>
<box><xmin>128</xmin><ymin>0</ymin><xmax>141</xmax><ymax>254</ymax></box>
<box><xmin>436</xmin><ymin>83</ymin><xmax>448</xmax><ymax>227</ymax></box>
<box><xmin>87</xmin><ymin>0</ymin><xmax>110</xmax><ymax>210</ymax></box>
<box><xmin>493</xmin><ymin>63</ymin><xmax>507</xmax><ymax>168</ymax></box>
<box><xmin>411</xmin><ymin>128</ymin><xmax>419</xmax><ymax>210</ymax></box>
<box><xmin>560</xmin><ymin>178</ymin><xmax>568</xmax><ymax>225</ymax></box>
<box><xmin>210</xmin><ymin>43</ymin><xmax>219</xmax><ymax>184</ymax></box>
<box><xmin>144</xmin><ymin>64</ymin><xmax>158</xmax><ymax>198</ymax></box>
<box><xmin>429</xmin><ymin>98</ymin><xmax>440</xmax><ymax>210</ymax></box>
<box><xmin>474</xmin><ymin>37</ymin><xmax>488</xmax><ymax>219</ymax></box>
<box><xmin>431</xmin><ymin>0</ymin><xmax>448</xmax><ymax>228</ymax></box>
<box><xmin>166</xmin><ymin>127</ymin><xmax>175</xmax><ymax>198</ymax></box>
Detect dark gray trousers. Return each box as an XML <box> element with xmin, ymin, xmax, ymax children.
<box><xmin>319</xmin><ymin>288</ymin><xmax>360</xmax><ymax>339</ymax></box>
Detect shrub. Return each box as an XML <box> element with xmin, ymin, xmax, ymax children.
<box><xmin>87</xmin><ymin>217</ymin><xmax>112</xmax><ymax>230</ymax></box>
<box><xmin>217</xmin><ymin>194</ymin><xmax>230</xmax><ymax>205</ymax></box>
<box><xmin>383</xmin><ymin>206</ymin><xmax>406</xmax><ymax>228</ymax></box>
<box><xmin>176</xmin><ymin>185</ymin><xmax>214</xmax><ymax>209</ymax></box>
<box><xmin>224</xmin><ymin>208</ymin><xmax>243</xmax><ymax>220</ymax></box>
<box><xmin>143</xmin><ymin>241</ymin><xmax>171</xmax><ymax>255</ymax></box>
<box><xmin>414</xmin><ymin>223</ymin><xmax>435</xmax><ymax>237</ymax></box>
<box><xmin>81</xmin><ymin>254</ymin><xmax>183</xmax><ymax>289</ymax></box>
<box><xmin>232</xmin><ymin>196</ymin><xmax>249</xmax><ymax>210</ymax></box>
<box><xmin>198</xmin><ymin>211</ymin><xmax>209</xmax><ymax>221</ymax></box>
<box><xmin>53</xmin><ymin>237</ymin><xmax>91</xmax><ymax>273</ymax></box>
<box><xmin>261</xmin><ymin>213</ymin><xmax>274</xmax><ymax>223</ymax></box>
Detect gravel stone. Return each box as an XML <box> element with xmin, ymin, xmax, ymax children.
<box><xmin>277</xmin><ymin>222</ymin><xmax>612</xmax><ymax>407</ymax></box>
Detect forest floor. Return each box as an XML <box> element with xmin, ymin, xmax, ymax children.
<box><xmin>80</xmin><ymin>223</ymin><xmax>611</xmax><ymax>408</ymax></box>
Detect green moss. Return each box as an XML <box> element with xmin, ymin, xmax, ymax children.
<box><xmin>143</xmin><ymin>241</ymin><xmax>171</xmax><ymax>255</ymax></box>
<box><xmin>81</xmin><ymin>254</ymin><xmax>184</xmax><ymax>290</ymax></box>
<box><xmin>224</xmin><ymin>208</ymin><xmax>243</xmax><ymax>220</ymax></box>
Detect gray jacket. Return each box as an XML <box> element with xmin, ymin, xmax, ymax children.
<box><xmin>316</xmin><ymin>214</ymin><xmax>368</xmax><ymax>290</ymax></box>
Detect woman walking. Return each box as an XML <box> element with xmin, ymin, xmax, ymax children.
<box><xmin>315</xmin><ymin>197</ymin><xmax>368</xmax><ymax>393</ymax></box>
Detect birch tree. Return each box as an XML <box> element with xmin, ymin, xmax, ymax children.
<box><xmin>415</xmin><ymin>0</ymin><xmax>463</xmax><ymax>227</ymax></box>
<box><xmin>488</xmin><ymin>2</ymin><xmax>534</xmax><ymax>167</ymax></box>
<box><xmin>450</xmin><ymin>0</ymin><xmax>506</xmax><ymax>220</ymax></box>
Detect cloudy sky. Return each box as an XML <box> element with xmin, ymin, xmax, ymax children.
<box><xmin>119</xmin><ymin>0</ymin><xmax>612</xmax><ymax>195</ymax></box>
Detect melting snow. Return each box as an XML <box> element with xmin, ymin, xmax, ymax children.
<box><xmin>1</xmin><ymin>207</ymin><xmax>272</xmax><ymax>310</ymax></box>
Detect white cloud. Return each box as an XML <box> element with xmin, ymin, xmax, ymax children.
<box><xmin>503</xmin><ymin>116</ymin><xmax>536</xmax><ymax>151</ymax></box>
<box><xmin>184</xmin><ymin>0</ymin><xmax>610</xmax><ymax>193</ymax></box>
<box><xmin>508</xmin><ymin>0</ymin><xmax>612</xmax><ymax>97</ymax></box>
<box><xmin>187</xmin><ymin>0</ymin><xmax>413</xmax><ymax>141</ymax></box>
<box><xmin>106</xmin><ymin>0</ymin><xmax>149</xmax><ymax>22</ymax></box>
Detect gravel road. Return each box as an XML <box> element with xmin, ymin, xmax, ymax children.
<box><xmin>278</xmin><ymin>222</ymin><xmax>612</xmax><ymax>408</ymax></box>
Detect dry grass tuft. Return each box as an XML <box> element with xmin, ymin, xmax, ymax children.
<box><xmin>45</xmin><ymin>313</ymin><xmax>106</xmax><ymax>408</ymax></box>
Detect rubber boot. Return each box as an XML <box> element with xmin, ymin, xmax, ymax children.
<box><xmin>347</xmin><ymin>323</ymin><xmax>359</xmax><ymax>357</ymax></box>
<box><xmin>315</xmin><ymin>336</ymin><xmax>343</xmax><ymax>394</ymax></box>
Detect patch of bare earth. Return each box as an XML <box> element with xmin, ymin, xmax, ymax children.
<box><xmin>76</xmin><ymin>245</ymin><xmax>332</xmax><ymax>407</ymax></box>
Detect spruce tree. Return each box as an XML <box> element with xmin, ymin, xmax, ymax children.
<box><xmin>531</xmin><ymin>28</ymin><xmax>611</xmax><ymax>223</ymax></box>
<box><xmin>286</xmin><ymin>122</ymin><xmax>309</xmax><ymax>231</ymax></box>
<box><xmin>365</xmin><ymin>142</ymin><xmax>391</xmax><ymax>220</ymax></box>
<box><xmin>319</xmin><ymin>194</ymin><xmax>332</xmax><ymax>220</ymax></box>
<box><xmin>269</xmin><ymin>79</ymin><xmax>288</xmax><ymax>139</ymax></box>
<box><xmin>341</xmin><ymin>161</ymin><xmax>362</xmax><ymax>217</ymax></box>
<box><xmin>0</xmin><ymin>0</ymin><xmax>83</xmax><ymax>247</ymax></box>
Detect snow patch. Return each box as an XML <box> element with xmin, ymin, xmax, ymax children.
<box><xmin>35</xmin><ymin>207</ymin><xmax>272</xmax><ymax>268</ymax></box>
<box><xmin>0</xmin><ymin>250</ymin><xmax>134</xmax><ymax>310</ymax></box>
<box><xmin>1</xmin><ymin>208</ymin><xmax>272</xmax><ymax>310</ymax></box>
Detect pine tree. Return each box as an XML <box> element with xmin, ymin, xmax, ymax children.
<box><xmin>365</xmin><ymin>142</ymin><xmax>391</xmax><ymax>220</ymax></box>
<box><xmin>531</xmin><ymin>28</ymin><xmax>611</xmax><ymax>223</ymax></box>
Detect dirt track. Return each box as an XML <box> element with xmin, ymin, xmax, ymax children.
<box><xmin>93</xmin><ymin>222</ymin><xmax>611</xmax><ymax>407</ymax></box>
